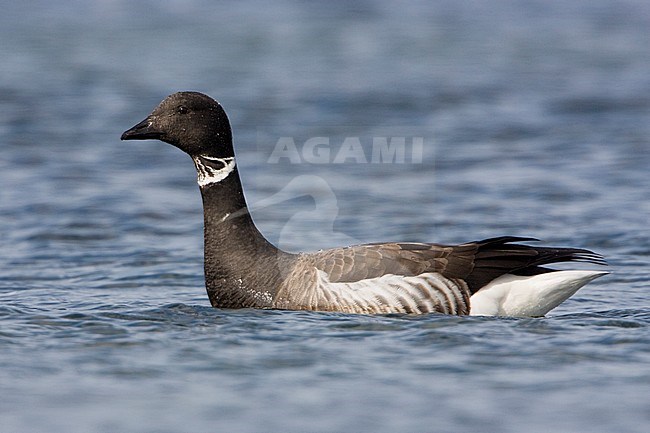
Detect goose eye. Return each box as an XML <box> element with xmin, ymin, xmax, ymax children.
<box><xmin>178</xmin><ymin>106</ymin><xmax>188</xmax><ymax>114</ymax></box>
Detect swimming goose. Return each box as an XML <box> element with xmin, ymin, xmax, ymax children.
<box><xmin>121</xmin><ymin>91</ymin><xmax>607</xmax><ymax>317</ymax></box>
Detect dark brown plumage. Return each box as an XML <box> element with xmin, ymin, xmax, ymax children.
<box><xmin>302</xmin><ymin>236</ymin><xmax>605</xmax><ymax>292</ymax></box>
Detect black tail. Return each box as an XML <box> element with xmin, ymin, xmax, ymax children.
<box><xmin>464</xmin><ymin>236</ymin><xmax>606</xmax><ymax>293</ymax></box>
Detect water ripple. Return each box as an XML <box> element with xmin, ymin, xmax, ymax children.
<box><xmin>2</xmin><ymin>1</ymin><xmax>650</xmax><ymax>432</ymax></box>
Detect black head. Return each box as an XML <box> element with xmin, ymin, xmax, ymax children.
<box><xmin>121</xmin><ymin>91</ymin><xmax>233</xmax><ymax>157</ymax></box>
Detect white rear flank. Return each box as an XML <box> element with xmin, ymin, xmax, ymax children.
<box><xmin>469</xmin><ymin>270</ymin><xmax>608</xmax><ymax>317</ymax></box>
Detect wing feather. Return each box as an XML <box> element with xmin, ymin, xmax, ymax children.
<box><xmin>272</xmin><ymin>237</ymin><xmax>604</xmax><ymax>315</ymax></box>
<box><xmin>303</xmin><ymin>237</ymin><xmax>605</xmax><ymax>293</ymax></box>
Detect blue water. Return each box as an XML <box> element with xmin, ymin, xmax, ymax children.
<box><xmin>1</xmin><ymin>1</ymin><xmax>649</xmax><ymax>432</ymax></box>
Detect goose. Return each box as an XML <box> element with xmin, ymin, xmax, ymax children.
<box><xmin>121</xmin><ymin>91</ymin><xmax>607</xmax><ymax>317</ymax></box>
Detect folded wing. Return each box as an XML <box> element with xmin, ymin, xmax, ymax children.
<box><xmin>273</xmin><ymin>237</ymin><xmax>605</xmax><ymax>315</ymax></box>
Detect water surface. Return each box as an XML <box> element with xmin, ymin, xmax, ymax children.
<box><xmin>1</xmin><ymin>1</ymin><xmax>649</xmax><ymax>432</ymax></box>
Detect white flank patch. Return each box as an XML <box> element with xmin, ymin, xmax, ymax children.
<box><xmin>469</xmin><ymin>270</ymin><xmax>608</xmax><ymax>317</ymax></box>
<box><xmin>193</xmin><ymin>155</ymin><xmax>236</xmax><ymax>187</ymax></box>
<box><xmin>312</xmin><ymin>270</ymin><xmax>466</xmax><ymax>314</ymax></box>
